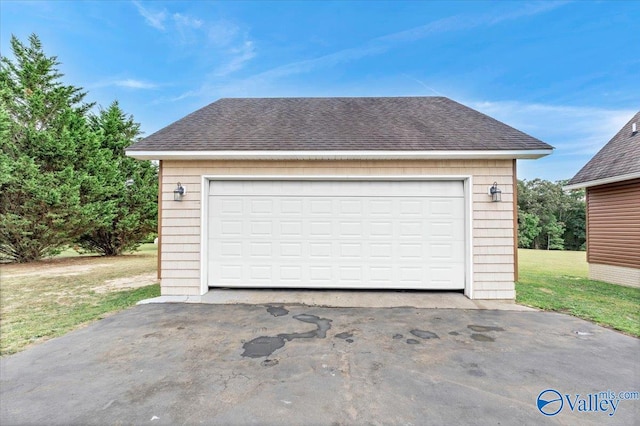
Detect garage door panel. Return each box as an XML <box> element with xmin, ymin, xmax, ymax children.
<box><xmin>208</xmin><ymin>180</ymin><xmax>465</xmax><ymax>290</ymax></box>
<box><xmin>339</xmin><ymin>266</ymin><xmax>362</xmax><ymax>281</ymax></box>
<box><xmin>250</xmin><ymin>221</ymin><xmax>272</xmax><ymax>236</ymax></box>
<box><xmin>217</xmin><ymin>241</ymin><xmax>242</xmax><ymax>258</ymax></box>
<box><xmin>280</xmin><ymin>265</ymin><xmax>302</xmax><ymax>281</ymax></box>
<box><xmin>370</xmin><ymin>266</ymin><xmax>393</xmax><ymax>282</ymax></box>
<box><xmin>399</xmin><ymin>267</ymin><xmax>423</xmax><ymax>284</ymax></box>
<box><xmin>339</xmin><ymin>199</ymin><xmax>363</xmax><ymax>214</ymax></box>
<box><xmin>218</xmin><ymin>221</ymin><xmax>241</xmax><ymax>237</ymax></box>
<box><xmin>370</xmin><ymin>221</ymin><xmax>393</xmax><ymax>237</ymax></box>
<box><xmin>430</xmin><ymin>222</ymin><xmax>455</xmax><ymax>238</ymax></box>
<box><xmin>249</xmin><ymin>265</ymin><xmax>271</xmax><ymax>280</ymax></box>
<box><xmin>250</xmin><ymin>200</ymin><xmax>272</xmax><ymax>215</ymax></box>
<box><xmin>280</xmin><ymin>199</ymin><xmax>302</xmax><ymax>215</ymax></box>
<box><xmin>339</xmin><ymin>221</ymin><xmax>363</xmax><ymax>237</ymax></box>
<box><xmin>280</xmin><ymin>221</ymin><xmax>302</xmax><ymax>237</ymax></box>
<box><xmin>310</xmin><ymin>199</ymin><xmax>332</xmax><ymax>214</ymax></box>
<box><xmin>249</xmin><ymin>242</ymin><xmax>272</xmax><ymax>257</ymax></box>
<box><xmin>220</xmin><ymin>199</ymin><xmax>242</xmax><ymax>214</ymax></box>
<box><xmin>340</xmin><ymin>242</ymin><xmax>363</xmax><ymax>258</ymax></box>
<box><xmin>309</xmin><ymin>221</ymin><xmax>331</xmax><ymax>237</ymax></box>
<box><xmin>370</xmin><ymin>200</ymin><xmax>393</xmax><ymax>215</ymax></box>
<box><xmin>309</xmin><ymin>242</ymin><xmax>331</xmax><ymax>258</ymax></box>
<box><xmin>430</xmin><ymin>200</ymin><xmax>457</xmax><ymax>216</ymax></box>
<box><xmin>310</xmin><ymin>266</ymin><xmax>332</xmax><ymax>281</ymax></box>
<box><xmin>370</xmin><ymin>243</ymin><xmax>393</xmax><ymax>259</ymax></box>
<box><xmin>220</xmin><ymin>265</ymin><xmax>242</xmax><ymax>281</ymax></box>
<box><xmin>399</xmin><ymin>221</ymin><xmax>423</xmax><ymax>237</ymax></box>
<box><xmin>399</xmin><ymin>200</ymin><xmax>423</xmax><ymax>215</ymax></box>
<box><xmin>211</xmin><ymin>180</ymin><xmax>464</xmax><ymax>197</ymax></box>
<box><xmin>429</xmin><ymin>242</ymin><xmax>458</xmax><ymax>260</ymax></box>
<box><xmin>399</xmin><ymin>243</ymin><xmax>423</xmax><ymax>259</ymax></box>
<box><xmin>281</xmin><ymin>242</ymin><xmax>303</xmax><ymax>257</ymax></box>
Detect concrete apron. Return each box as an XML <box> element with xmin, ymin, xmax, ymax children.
<box><xmin>139</xmin><ymin>289</ymin><xmax>536</xmax><ymax>311</ymax></box>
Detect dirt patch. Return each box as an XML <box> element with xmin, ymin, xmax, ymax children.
<box><xmin>2</xmin><ymin>263</ymin><xmax>111</xmax><ymax>278</ymax></box>
<box><xmin>95</xmin><ymin>273</ymin><xmax>158</xmax><ymax>293</ymax></box>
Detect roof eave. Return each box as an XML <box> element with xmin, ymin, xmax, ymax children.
<box><xmin>563</xmin><ymin>172</ymin><xmax>640</xmax><ymax>191</ymax></box>
<box><xmin>125</xmin><ymin>149</ymin><xmax>553</xmax><ymax>161</ymax></box>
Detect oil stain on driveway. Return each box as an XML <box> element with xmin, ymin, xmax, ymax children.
<box><xmin>1</xmin><ymin>303</ymin><xmax>638</xmax><ymax>425</ymax></box>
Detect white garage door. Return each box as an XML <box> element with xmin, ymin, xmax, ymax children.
<box><xmin>208</xmin><ymin>180</ymin><xmax>465</xmax><ymax>290</ymax></box>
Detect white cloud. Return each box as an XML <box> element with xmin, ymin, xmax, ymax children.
<box><xmin>90</xmin><ymin>78</ymin><xmax>158</xmax><ymax>90</ymax></box>
<box><xmin>401</xmin><ymin>74</ymin><xmax>444</xmax><ymax>96</ymax></box>
<box><xmin>246</xmin><ymin>43</ymin><xmax>385</xmax><ymax>83</ymax></box>
<box><xmin>132</xmin><ymin>2</ymin><xmax>205</xmax><ymax>36</ymax></box>
<box><xmin>380</xmin><ymin>1</ymin><xmax>567</xmax><ymax>44</ymax></box>
<box><xmin>113</xmin><ymin>79</ymin><xmax>158</xmax><ymax>89</ymax></box>
<box><xmin>487</xmin><ymin>1</ymin><xmax>571</xmax><ymax>25</ymax></box>
<box><xmin>132</xmin><ymin>0</ymin><xmax>166</xmax><ymax>30</ymax></box>
<box><xmin>171</xmin><ymin>12</ymin><xmax>204</xmax><ymax>44</ymax></box>
<box><xmin>207</xmin><ymin>21</ymin><xmax>239</xmax><ymax>46</ymax></box>
<box><xmin>214</xmin><ymin>40</ymin><xmax>256</xmax><ymax>76</ymax></box>
<box><xmin>130</xmin><ymin>3</ymin><xmax>256</xmax><ymax>76</ymax></box>
<box><xmin>173</xmin><ymin>13</ymin><xmax>202</xmax><ymax>29</ymax></box>
<box><xmin>203</xmin><ymin>20</ymin><xmax>256</xmax><ymax>76</ymax></box>
<box><xmin>468</xmin><ymin>100</ymin><xmax>634</xmax><ymax>156</ymax></box>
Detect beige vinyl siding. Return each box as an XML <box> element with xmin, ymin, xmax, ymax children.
<box><xmin>589</xmin><ymin>263</ymin><xmax>640</xmax><ymax>288</ymax></box>
<box><xmin>587</xmin><ymin>179</ymin><xmax>640</xmax><ymax>269</ymax></box>
<box><xmin>159</xmin><ymin>159</ymin><xmax>516</xmax><ymax>299</ymax></box>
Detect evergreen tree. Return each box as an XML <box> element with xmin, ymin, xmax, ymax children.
<box><xmin>75</xmin><ymin>102</ymin><xmax>157</xmax><ymax>255</ymax></box>
<box><xmin>0</xmin><ymin>34</ymin><xmax>95</xmax><ymax>262</ymax></box>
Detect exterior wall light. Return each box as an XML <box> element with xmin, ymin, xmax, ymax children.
<box><xmin>489</xmin><ymin>182</ymin><xmax>502</xmax><ymax>202</ymax></box>
<box><xmin>174</xmin><ymin>182</ymin><xmax>186</xmax><ymax>201</ymax></box>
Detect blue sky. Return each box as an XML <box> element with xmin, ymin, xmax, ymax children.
<box><xmin>1</xmin><ymin>1</ymin><xmax>638</xmax><ymax>181</ymax></box>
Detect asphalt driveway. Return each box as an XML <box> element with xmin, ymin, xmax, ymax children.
<box><xmin>1</xmin><ymin>303</ymin><xmax>638</xmax><ymax>425</ymax></box>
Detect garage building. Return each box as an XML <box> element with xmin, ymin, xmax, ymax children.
<box><xmin>126</xmin><ymin>97</ymin><xmax>553</xmax><ymax>299</ymax></box>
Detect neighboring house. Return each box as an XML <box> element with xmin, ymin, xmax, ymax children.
<box><xmin>565</xmin><ymin>112</ymin><xmax>640</xmax><ymax>288</ymax></box>
<box><xmin>126</xmin><ymin>97</ymin><xmax>552</xmax><ymax>299</ymax></box>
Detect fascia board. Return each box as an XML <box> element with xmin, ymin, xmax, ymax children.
<box><xmin>563</xmin><ymin>172</ymin><xmax>640</xmax><ymax>190</ymax></box>
<box><xmin>126</xmin><ymin>149</ymin><xmax>553</xmax><ymax>161</ymax></box>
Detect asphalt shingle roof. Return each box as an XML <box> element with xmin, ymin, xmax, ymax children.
<box><xmin>567</xmin><ymin>111</ymin><xmax>640</xmax><ymax>186</ymax></box>
<box><xmin>126</xmin><ymin>97</ymin><xmax>552</xmax><ymax>152</ymax></box>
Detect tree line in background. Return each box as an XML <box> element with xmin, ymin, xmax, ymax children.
<box><xmin>517</xmin><ymin>179</ymin><xmax>586</xmax><ymax>251</ymax></box>
<box><xmin>0</xmin><ymin>34</ymin><xmax>157</xmax><ymax>263</ymax></box>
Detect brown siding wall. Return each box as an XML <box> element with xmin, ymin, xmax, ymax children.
<box><xmin>587</xmin><ymin>179</ymin><xmax>640</xmax><ymax>269</ymax></box>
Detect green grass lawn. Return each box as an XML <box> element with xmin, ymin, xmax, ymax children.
<box><xmin>517</xmin><ymin>249</ymin><xmax>640</xmax><ymax>337</ymax></box>
<box><xmin>0</xmin><ymin>244</ymin><xmax>160</xmax><ymax>355</ymax></box>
